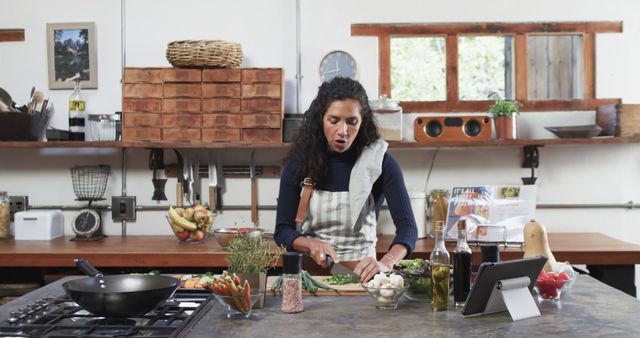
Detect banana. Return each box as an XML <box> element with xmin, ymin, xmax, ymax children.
<box><xmin>169</xmin><ymin>221</ymin><xmax>185</xmax><ymax>233</ymax></box>
<box><xmin>168</xmin><ymin>206</ymin><xmax>198</xmax><ymax>231</ymax></box>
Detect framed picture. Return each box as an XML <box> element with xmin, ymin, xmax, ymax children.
<box><xmin>47</xmin><ymin>22</ymin><xmax>97</xmax><ymax>90</ymax></box>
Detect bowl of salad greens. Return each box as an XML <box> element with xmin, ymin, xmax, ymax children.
<box><xmin>395</xmin><ymin>259</ymin><xmax>432</xmax><ymax>302</ymax></box>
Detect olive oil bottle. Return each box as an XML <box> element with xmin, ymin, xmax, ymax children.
<box><xmin>430</xmin><ymin>221</ymin><xmax>450</xmax><ymax>311</ymax></box>
<box><xmin>69</xmin><ymin>79</ymin><xmax>86</xmax><ymax>140</ymax></box>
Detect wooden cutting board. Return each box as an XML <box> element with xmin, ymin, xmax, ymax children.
<box><xmin>267</xmin><ymin>275</ymin><xmax>367</xmax><ymax>296</ymax></box>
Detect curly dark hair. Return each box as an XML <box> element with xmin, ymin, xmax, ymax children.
<box><xmin>285</xmin><ymin>77</ymin><xmax>380</xmax><ymax>185</ymax></box>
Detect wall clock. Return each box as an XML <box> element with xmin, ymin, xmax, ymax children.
<box><xmin>319</xmin><ymin>50</ymin><xmax>357</xmax><ymax>82</ymax></box>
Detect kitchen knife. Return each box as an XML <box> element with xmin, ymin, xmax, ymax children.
<box><xmin>207</xmin><ymin>151</ymin><xmax>221</xmax><ymax>212</ymax></box>
<box><xmin>249</xmin><ymin>151</ymin><xmax>258</xmax><ymax>225</ymax></box>
<box><xmin>326</xmin><ymin>255</ymin><xmax>360</xmax><ymax>282</ymax></box>
<box><xmin>193</xmin><ymin>157</ymin><xmax>201</xmax><ymax>205</ymax></box>
<box><xmin>173</xmin><ymin>149</ymin><xmax>184</xmax><ymax>207</ymax></box>
<box><xmin>215</xmin><ymin>157</ymin><xmax>224</xmax><ymax>211</ymax></box>
<box><xmin>183</xmin><ymin>155</ymin><xmax>192</xmax><ymax>206</ymax></box>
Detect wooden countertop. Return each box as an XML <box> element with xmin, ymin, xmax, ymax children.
<box><xmin>1</xmin><ymin>232</ymin><xmax>639</xmax><ymax>268</ymax></box>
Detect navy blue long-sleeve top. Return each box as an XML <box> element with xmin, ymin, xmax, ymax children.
<box><xmin>274</xmin><ymin>146</ymin><xmax>418</xmax><ymax>256</ymax></box>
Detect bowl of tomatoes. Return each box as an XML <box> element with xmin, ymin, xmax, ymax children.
<box><xmin>534</xmin><ymin>270</ymin><xmax>577</xmax><ymax>300</ymax></box>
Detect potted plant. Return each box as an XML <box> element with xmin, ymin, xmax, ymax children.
<box><xmin>225</xmin><ymin>235</ymin><xmax>284</xmax><ymax>308</ymax></box>
<box><xmin>489</xmin><ymin>100</ymin><xmax>521</xmax><ymax>140</ymax></box>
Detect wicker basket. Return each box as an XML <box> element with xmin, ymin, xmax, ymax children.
<box><xmin>166</xmin><ymin>40</ymin><xmax>243</xmax><ymax>68</ymax></box>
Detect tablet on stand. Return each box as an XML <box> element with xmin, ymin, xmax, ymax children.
<box><xmin>461</xmin><ymin>256</ymin><xmax>547</xmax><ymax>321</ymax></box>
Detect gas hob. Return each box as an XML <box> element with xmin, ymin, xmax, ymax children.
<box><xmin>0</xmin><ymin>289</ymin><xmax>213</xmax><ymax>338</ymax></box>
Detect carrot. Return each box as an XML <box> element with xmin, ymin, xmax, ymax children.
<box><xmin>242</xmin><ymin>280</ymin><xmax>251</xmax><ymax>312</ymax></box>
<box><xmin>227</xmin><ymin>279</ymin><xmax>247</xmax><ymax>312</ymax></box>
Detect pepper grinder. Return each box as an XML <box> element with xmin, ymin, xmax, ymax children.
<box><xmin>281</xmin><ymin>252</ymin><xmax>304</xmax><ymax>313</ymax></box>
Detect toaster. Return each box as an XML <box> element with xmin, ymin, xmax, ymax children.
<box><xmin>14</xmin><ymin>210</ymin><xmax>64</xmax><ymax>240</ymax></box>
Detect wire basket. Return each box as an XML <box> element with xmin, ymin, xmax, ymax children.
<box><xmin>166</xmin><ymin>40</ymin><xmax>243</xmax><ymax>68</ymax></box>
<box><xmin>70</xmin><ymin>165</ymin><xmax>110</xmax><ymax>201</ymax></box>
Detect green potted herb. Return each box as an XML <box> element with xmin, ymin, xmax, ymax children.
<box><xmin>225</xmin><ymin>235</ymin><xmax>284</xmax><ymax>308</ymax></box>
<box><xmin>489</xmin><ymin>100</ymin><xmax>521</xmax><ymax>140</ymax></box>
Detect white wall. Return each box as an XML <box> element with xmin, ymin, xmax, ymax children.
<box><xmin>2</xmin><ymin>0</ymin><xmax>640</xmax><ymax>287</ymax></box>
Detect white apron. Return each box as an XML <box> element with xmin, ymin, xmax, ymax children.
<box><xmin>299</xmin><ymin>140</ymin><xmax>388</xmax><ymax>261</ymax></box>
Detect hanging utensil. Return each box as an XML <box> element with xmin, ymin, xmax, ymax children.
<box><xmin>149</xmin><ymin>148</ymin><xmax>167</xmax><ymax>201</ymax></box>
<box><xmin>184</xmin><ymin>155</ymin><xmax>194</xmax><ymax>206</ymax></box>
<box><xmin>173</xmin><ymin>149</ymin><xmax>184</xmax><ymax>207</ymax></box>
<box><xmin>193</xmin><ymin>156</ymin><xmax>201</xmax><ymax>205</ymax></box>
<box><xmin>208</xmin><ymin>151</ymin><xmax>222</xmax><ymax>212</ymax></box>
<box><xmin>250</xmin><ymin>151</ymin><xmax>258</xmax><ymax>225</ymax></box>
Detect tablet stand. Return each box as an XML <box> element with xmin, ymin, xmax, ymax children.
<box><xmin>484</xmin><ymin>276</ymin><xmax>540</xmax><ymax>321</ymax></box>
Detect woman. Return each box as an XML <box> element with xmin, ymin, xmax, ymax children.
<box><xmin>274</xmin><ymin>77</ymin><xmax>417</xmax><ymax>282</ymax></box>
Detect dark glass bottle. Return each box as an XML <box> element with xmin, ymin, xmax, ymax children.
<box><xmin>430</xmin><ymin>221</ymin><xmax>450</xmax><ymax>311</ymax></box>
<box><xmin>453</xmin><ymin>219</ymin><xmax>472</xmax><ymax>307</ymax></box>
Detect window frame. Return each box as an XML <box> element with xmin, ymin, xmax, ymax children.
<box><xmin>351</xmin><ymin>22</ymin><xmax>622</xmax><ymax>112</ymax></box>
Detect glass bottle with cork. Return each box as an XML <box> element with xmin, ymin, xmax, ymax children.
<box><xmin>453</xmin><ymin>219</ymin><xmax>472</xmax><ymax>307</ymax></box>
<box><xmin>428</xmin><ymin>189</ymin><xmax>449</xmax><ymax>237</ymax></box>
<box><xmin>281</xmin><ymin>252</ymin><xmax>304</xmax><ymax>313</ymax></box>
<box><xmin>430</xmin><ymin>221</ymin><xmax>450</xmax><ymax>311</ymax></box>
<box><xmin>69</xmin><ymin>79</ymin><xmax>86</xmax><ymax>141</ymax></box>
<box><xmin>0</xmin><ymin>191</ymin><xmax>10</xmax><ymax>239</ymax></box>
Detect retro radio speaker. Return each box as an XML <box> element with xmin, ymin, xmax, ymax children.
<box><xmin>414</xmin><ymin>115</ymin><xmax>492</xmax><ymax>142</ymax></box>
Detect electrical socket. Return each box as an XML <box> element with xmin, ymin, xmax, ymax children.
<box><xmin>9</xmin><ymin>196</ymin><xmax>28</xmax><ymax>221</ymax></box>
<box><xmin>111</xmin><ymin>196</ymin><xmax>137</xmax><ymax>222</ymax></box>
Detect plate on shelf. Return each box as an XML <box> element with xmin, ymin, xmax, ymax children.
<box><xmin>544</xmin><ymin>125</ymin><xmax>603</xmax><ymax>139</ymax></box>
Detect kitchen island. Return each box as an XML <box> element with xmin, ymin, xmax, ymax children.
<box><xmin>0</xmin><ymin>275</ymin><xmax>638</xmax><ymax>337</ymax></box>
<box><xmin>1</xmin><ymin>232</ymin><xmax>638</xmax><ymax>295</ymax></box>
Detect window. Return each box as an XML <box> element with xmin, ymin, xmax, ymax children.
<box><xmin>458</xmin><ymin>35</ymin><xmax>514</xmax><ymax>101</ymax></box>
<box><xmin>391</xmin><ymin>37</ymin><xmax>446</xmax><ymax>101</ymax></box>
<box><xmin>352</xmin><ymin>22</ymin><xmax>621</xmax><ymax>112</ymax></box>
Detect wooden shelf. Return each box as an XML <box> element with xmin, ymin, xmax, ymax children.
<box><xmin>389</xmin><ymin>135</ymin><xmax>640</xmax><ymax>148</ymax></box>
<box><xmin>1</xmin><ymin>136</ymin><xmax>638</xmax><ymax>149</ymax></box>
<box><xmin>0</xmin><ymin>141</ymin><xmax>290</xmax><ymax>149</ymax></box>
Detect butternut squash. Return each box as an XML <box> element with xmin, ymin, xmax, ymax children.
<box><xmin>522</xmin><ymin>219</ymin><xmax>556</xmax><ymax>272</ymax></box>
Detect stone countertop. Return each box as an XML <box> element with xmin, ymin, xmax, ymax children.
<box><xmin>3</xmin><ymin>275</ymin><xmax>637</xmax><ymax>337</ymax></box>
<box><xmin>189</xmin><ymin>275</ymin><xmax>640</xmax><ymax>337</ymax></box>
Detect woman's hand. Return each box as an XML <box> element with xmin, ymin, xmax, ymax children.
<box><xmin>293</xmin><ymin>237</ymin><xmax>339</xmax><ymax>268</ymax></box>
<box><xmin>354</xmin><ymin>257</ymin><xmax>393</xmax><ymax>283</ymax></box>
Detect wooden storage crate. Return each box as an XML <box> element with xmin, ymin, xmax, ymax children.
<box><xmin>619</xmin><ymin>104</ymin><xmax>640</xmax><ymax>137</ymax></box>
<box><xmin>122</xmin><ymin>67</ymin><xmax>284</xmax><ymax>144</ymax></box>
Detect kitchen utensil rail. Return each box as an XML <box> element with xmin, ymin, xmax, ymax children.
<box><xmin>28</xmin><ymin>204</ymin><xmax>278</xmax><ymax>211</ymax></box>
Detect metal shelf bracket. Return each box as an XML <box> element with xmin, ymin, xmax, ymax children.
<box><xmin>522</xmin><ymin>145</ymin><xmax>542</xmax><ymax>185</ymax></box>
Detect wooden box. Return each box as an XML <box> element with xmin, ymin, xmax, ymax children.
<box><xmin>619</xmin><ymin>104</ymin><xmax>640</xmax><ymax>137</ymax></box>
<box><xmin>122</xmin><ymin>67</ymin><xmax>284</xmax><ymax>144</ymax></box>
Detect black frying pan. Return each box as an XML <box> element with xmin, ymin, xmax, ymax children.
<box><xmin>62</xmin><ymin>258</ymin><xmax>180</xmax><ymax>318</ymax></box>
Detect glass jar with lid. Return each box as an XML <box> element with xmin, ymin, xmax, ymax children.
<box><xmin>427</xmin><ymin>189</ymin><xmax>449</xmax><ymax>237</ymax></box>
<box><xmin>86</xmin><ymin>114</ymin><xmax>119</xmax><ymax>141</ymax></box>
<box><xmin>0</xmin><ymin>191</ymin><xmax>10</xmax><ymax>239</ymax></box>
<box><xmin>369</xmin><ymin>96</ymin><xmax>403</xmax><ymax>141</ymax></box>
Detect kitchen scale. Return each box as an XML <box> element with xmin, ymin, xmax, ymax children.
<box><xmin>69</xmin><ymin>165</ymin><xmax>110</xmax><ymax>241</ymax></box>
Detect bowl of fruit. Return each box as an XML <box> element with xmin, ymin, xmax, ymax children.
<box><xmin>534</xmin><ymin>269</ymin><xmax>578</xmax><ymax>300</ymax></box>
<box><xmin>167</xmin><ymin>205</ymin><xmax>214</xmax><ymax>243</ymax></box>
